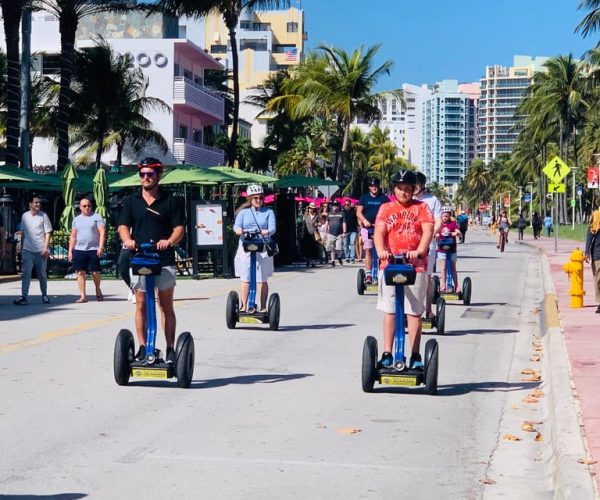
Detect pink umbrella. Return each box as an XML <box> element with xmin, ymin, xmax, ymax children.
<box><xmin>264</xmin><ymin>194</ymin><xmax>275</xmax><ymax>204</ymax></box>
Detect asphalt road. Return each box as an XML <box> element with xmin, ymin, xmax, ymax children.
<box><xmin>0</xmin><ymin>229</ymin><xmax>578</xmax><ymax>499</ymax></box>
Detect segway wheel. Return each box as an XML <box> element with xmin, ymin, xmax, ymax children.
<box><xmin>226</xmin><ymin>290</ymin><xmax>239</xmax><ymax>329</ymax></box>
<box><xmin>424</xmin><ymin>339</ymin><xmax>439</xmax><ymax>395</ymax></box>
<box><xmin>175</xmin><ymin>331</ymin><xmax>195</xmax><ymax>388</ymax></box>
<box><xmin>435</xmin><ymin>297</ymin><xmax>446</xmax><ymax>335</ymax></box>
<box><xmin>357</xmin><ymin>269</ymin><xmax>366</xmax><ymax>295</ymax></box>
<box><xmin>432</xmin><ymin>275</ymin><xmax>441</xmax><ymax>302</ymax></box>
<box><xmin>114</xmin><ymin>329</ymin><xmax>134</xmax><ymax>386</ymax></box>
<box><xmin>462</xmin><ymin>277</ymin><xmax>472</xmax><ymax>305</ymax></box>
<box><xmin>268</xmin><ymin>293</ymin><xmax>281</xmax><ymax>331</ymax></box>
<box><xmin>361</xmin><ymin>336</ymin><xmax>378</xmax><ymax>393</ymax></box>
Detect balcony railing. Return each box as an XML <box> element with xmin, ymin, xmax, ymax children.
<box><xmin>173</xmin><ymin>77</ymin><xmax>224</xmax><ymax>121</ymax></box>
<box><xmin>173</xmin><ymin>139</ymin><xmax>224</xmax><ymax>167</ymax></box>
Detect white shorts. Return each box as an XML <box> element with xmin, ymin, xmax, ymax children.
<box><xmin>361</xmin><ymin>228</ymin><xmax>374</xmax><ymax>249</ymax></box>
<box><xmin>131</xmin><ymin>266</ymin><xmax>177</xmax><ymax>292</ymax></box>
<box><xmin>376</xmin><ymin>271</ymin><xmax>427</xmax><ymax>316</ymax></box>
<box><xmin>234</xmin><ymin>245</ymin><xmax>274</xmax><ymax>283</ymax></box>
<box><xmin>427</xmin><ymin>246</ymin><xmax>436</xmax><ymax>275</ymax></box>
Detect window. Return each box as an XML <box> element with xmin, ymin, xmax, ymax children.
<box><xmin>194</xmin><ymin>74</ymin><xmax>203</xmax><ymax>86</ymax></box>
<box><xmin>273</xmin><ymin>44</ymin><xmax>297</xmax><ymax>54</ymax></box>
<box><xmin>240</xmin><ymin>39</ymin><xmax>267</xmax><ymax>51</ymax></box>
<box><xmin>211</xmin><ymin>44</ymin><xmax>227</xmax><ymax>53</ymax></box>
<box><xmin>287</xmin><ymin>22</ymin><xmax>298</xmax><ymax>32</ymax></box>
<box><xmin>179</xmin><ymin>125</ymin><xmax>188</xmax><ymax>139</ymax></box>
<box><xmin>42</xmin><ymin>54</ymin><xmax>60</xmax><ymax>75</ymax></box>
<box><xmin>183</xmin><ymin>68</ymin><xmax>193</xmax><ymax>80</ymax></box>
<box><xmin>192</xmin><ymin>128</ymin><xmax>202</xmax><ymax>144</ymax></box>
<box><xmin>240</xmin><ymin>21</ymin><xmax>271</xmax><ymax>31</ymax></box>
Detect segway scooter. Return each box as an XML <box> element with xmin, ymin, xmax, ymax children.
<box><xmin>361</xmin><ymin>255</ymin><xmax>439</xmax><ymax>395</ymax></box>
<box><xmin>114</xmin><ymin>243</ymin><xmax>195</xmax><ymax>388</ymax></box>
<box><xmin>357</xmin><ymin>229</ymin><xmax>379</xmax><ymax>295</ymax></box>
<box><xmin>432</xmin><ymin>236</ymin><xmax>472</xmax><ymax>306</ymax></box>
<box><xmin>421</xmin><ymin>288</ymin><xmax>446</xmax><ymax>335</ymax></box>
<box><xmin>226</xmin><ymin>232</ymin><xmax>280</xmax><ymax>330</ymax></box>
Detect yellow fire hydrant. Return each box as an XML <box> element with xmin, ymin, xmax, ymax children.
<box><xmin>563</xmin><ymin>248</ymin><xmax>585</xmax><ymax>308</ymax></box>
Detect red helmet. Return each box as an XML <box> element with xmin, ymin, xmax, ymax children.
<box><xmin>138</xmin><ymin>157</ymin><xmax>163</xmax><ymax>174</ymax></box>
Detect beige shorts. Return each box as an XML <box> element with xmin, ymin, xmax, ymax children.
<box><xmin>376</xmin><ymin>271</ymin><xmax>427</xmax><ymax>316</ymax></box>
<box><xmin>326</xmin><ymin>234</ymin><xmax>343</xmax><ymax>252</ymax></box>
<box><xmin>131</xmin><ymin>266</ymin><xmax>177</xmax><ymax>292</ymax></box>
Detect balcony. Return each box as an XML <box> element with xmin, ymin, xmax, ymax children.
<box><xmin>173</xmin><ymin>139</ymin><xmax>225</xmax><ymax>167</ymax></box>
<box><xmin>173</xmin><ymin>77</ymin><xmax>224</xmax><ymax>124</ymax></box>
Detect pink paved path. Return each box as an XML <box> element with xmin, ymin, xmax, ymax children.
<box><xmin>522</xmin><ymin>232</ymin><xmax>600</xmax><ymax>484</ymax></box>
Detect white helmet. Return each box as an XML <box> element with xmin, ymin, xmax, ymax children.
<box><xmin>442</xmin><ymin>206</ymin><xmax>452</xmax><ymax>214</ymax></box>
<box><xmin>246</xmin><ymin>184</ymin><xmax>263</xmax><ymax>197</ymax></box>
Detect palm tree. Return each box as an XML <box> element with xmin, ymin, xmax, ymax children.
<box><xmin>33</xmin><ymin>0</ymin><xmax>137</xmax><ymax>170</ymax></box>
<box><xmin>149</xmin><ymin>0</ymin><xmax>291</xmax><ymax>167</ymax></box>
<box><xmin>368</xmin><ymin>126</ymin><xmax>397</xmax><ymax>191</ymax></box>
<box><xmin>575</xmin><ymin>0</ymin><xmax>600</xmax><ymax>39</ymax></box>
<box><xmin>346</xmin><ymin>127</ymin><xmax>371</xmax><ymax>195</ymax></box>
<box><xmin>69</xmin><ymin>41</ymin><xmax>169</xmax><ymax>168</ymax></box>
<box><xmin>268</xmin><ymin>44</ymin><xmax>400</xmax><ymax>182</ymax></box>
<box><xmin>0</xmin><ymin>0</ymin><xmax>25</xmax><ymax>166</ymax></box>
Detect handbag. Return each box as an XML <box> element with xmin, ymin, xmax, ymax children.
<box><xmin>313</xmin><ymin>231</ymin><xmax>322</xmax><ymax>242</ymax></box>
<box><xmin>265</xmin><ymin>238</ymin><xmax>279</xmax><ymax>257</ymax></box>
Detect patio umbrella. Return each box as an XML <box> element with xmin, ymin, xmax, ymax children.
<box><xmin>274</xmin><ymin>174</ymin><xmax>340</xmax><ymax>189</ymax></box>
<box><xmin>209</xmin><ymin>166</ymin><xmax>276</xmax><ymax>184</ymax></box>
<box><xmin>59</xmin><ymin>163</ymin><xmax>77</xmax><ymax>232</ymax></box>
<box><xmin>93</xmin><ymin>167</ymin><xmax>109</xmax><ymax>220</ymax></box>
<box><xmin>0</xmin><ymin>167</ymin><xmax>35</xmax><ymax>183</ymax></box>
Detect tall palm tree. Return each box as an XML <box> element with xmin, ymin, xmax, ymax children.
<box><xmin>269</xmin><ymin>44</ymin><xmax>400</xmax><ymax>182</ymax></box>
<box><xmin>368</xmin><ymin>126</ymin><xmax>397</xmax><ymax>191</ymax></box>
<box><xmin>33</xmin><ymin>0</ymin><xmax>137</xmax><ymax>170</ymax></box>
<box><xmin>69</xmin><ymin>41</ymin><xmax>169</xmax><ymax>168</ymax></box>
<box><xmin>575</xmin><ymin>0</ymin><xmax>600</xmax><ymax>39</ymax></box>
<box><xmin>345</xmin><ymin>126</ymin><xmax>371</xmax><ymax>196</ymax></box>
<box><xmin>0</xmin><ymin>0</ymin><xmax>25</xmax><ymax>166</ymax></box>
<box><xmin>149</xmin><ymin>0</ymin><xmax>291</xmax><ymax>167</ymax></box>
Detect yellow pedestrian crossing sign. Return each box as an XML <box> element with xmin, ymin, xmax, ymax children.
<box><xmin>548</xmin><ymin>183</ymin><xmax>566</xmax><ymax>193</ymax></box>
<box><xmin>543</xmin><ymin>156</ymin><xmax>571</xmax><ymax>184</ymax></box>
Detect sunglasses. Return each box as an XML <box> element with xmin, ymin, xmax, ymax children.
<box><xmin>139</xmin><ymin>170</ymin><xmax>157</xmax><ymax>178</ymax></box>
<box><xmin>80</xmin><ymin>204</ymin><xmax>91</xmax><ymax>208</ymax></box>
<box><xmin>252</xmin><ymin>195</ymin><xmax>264</xmax><ymax>200</ymax></box>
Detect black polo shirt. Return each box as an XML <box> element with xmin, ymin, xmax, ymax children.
<box><xmin>119</xmin><ymin>190</ymin><xmax>185</xmax><ymax>266</ymax></box>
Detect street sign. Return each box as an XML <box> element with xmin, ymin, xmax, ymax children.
<box><xmin>523</xmin><ymin>193</ymin><xmax>532</xmax><ymax>203</ymax></box>
<box><xmin>570</xmin><ymin>199</ymin><xmax>576</xmax><ymax>208</ymax></box>
<box><xmin>548</xmin><ymin>183</ymin><xmax>566</xmax><ymax>193</ymax></box>
<box><xmin>543</xmin><ymin>156</ymin><xmax>571</xmax><ymax>184</ymax></box>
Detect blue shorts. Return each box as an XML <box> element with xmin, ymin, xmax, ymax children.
<box><xmin>72</xmin><ymin>249</ymin><xmax>101</xmax><ymax>273</ymax></box>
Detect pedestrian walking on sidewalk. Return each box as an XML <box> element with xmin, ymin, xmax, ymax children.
<box><xmin>532</xmin><ymin>212</ymin><xmax>542</xmax><ymax>239</ymax></box>
<box><xmin>544</xmin><ymin>213</ymin><xmax>553</xmax><ymax>237</ymax></box>
<box><xmin>517</xmin><ymin>213</ymin><xmax>527</xmax><ymax>240</ymax></box>
<box><xmin>67</xmin><ymin>197</ymin><xmax>106</xmax><ymax>303</ymax></box>
<box><xmin>14</xmin><ymin>195</ymin><xmax>53</xmax><ymax>305</ymax></box>
<box><xmin>585</xmin><ymin>200</ymin><xmax>600</xmax><ymax>313</ymax></box>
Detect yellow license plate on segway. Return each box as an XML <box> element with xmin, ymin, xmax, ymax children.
<box><xmin>240</xmin><ymin>316</ymin><xmax>263</xmax><ymax>324</ymax></box>
<box><xmin>132</xmin><ymin>368</ymin><xmax>169</xmax><ymax>379</ymax></box>
<box><xmin>380</xmin><ymin>375</ymin><xmax>418</xmax><ymax>386</ymax></box>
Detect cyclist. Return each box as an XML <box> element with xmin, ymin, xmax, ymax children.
<box><xmin>413</xmin><ymin>171</ymin><xmax>442</xmax><ymax>319</ymax></box>
<box><xmin>118</xmin><ymin>157</ymin><xmax>185</xmax><ymax>364</ymax></box>
<box><xmin>497</xmin><ymin>210</ymin><xmax>511</xmax><ymax>248</ymax></box>
<box><xmin>233</xmin><ymin>184</ymin><xmax>276</xmax><ymax>312</ymax></box>
<box><xmin>436</xmin><ymin>207</ymin><xmax>462</xmax><ymax>293</ymax></box>
<box><xmin>356</xmin><ymin>178</ymin><xmax>389</xmax><ymax>284</ymax></box>
<box><xmin>374</xmin><ymin>169</ymin><xmax>434</xmax><ymax>370</ymax></box>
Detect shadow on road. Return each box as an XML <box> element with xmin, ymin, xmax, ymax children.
<box><xmin>279</xmin><ymin>323</ymin><xmax>355</xmax><ymax>332</ymax></box>
<box><xmin>0</xmin><ymin>495</ymin><xmax>87</xmax><ymax>499</ymax></box>
<box><xmin>192</xmin><ymin>373</ymin><xmax>314</xmax><ymax>389</ymax></box>
<box><xmin>436</xmin><ymin>380</ymin><xmax>539</xmax><ymax>396</ymax></box>
<box><xmin>443</xmin><ymin>328</ymin><xmax>518</xmax><ymax>336</ymax></box>
<box><xmin>466</xmin><ymin>302</ymin><xmax>507</xmax><ymax>307</ymax></box>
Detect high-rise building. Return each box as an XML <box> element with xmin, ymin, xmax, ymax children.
<box><xmin>183</xmin><ymin>8</ymin><xmax>306</xmax><ymax>147</ymax></box>
<box><xmin>422</xmin><ymin>80</ymin><xmax>480</xmax><ymax>193</ymax></box>
<box><xmin>478</xmin><ymin>55</ymin><xmax>548</xmax><ymax>164</ymax></box>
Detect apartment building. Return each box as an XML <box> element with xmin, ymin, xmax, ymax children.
<box><xmin>478</xmin><ymin>55</ymin><xmax>548</xmax><ymax>164</ymax></box>
<box><xmin>0</xmin><ymin>10</ymin><xmax>227</xmax><ymax>168</ymax></box>
<box><xmin>422</xmin><ymin>80</ymin><xmax>480</xmax><ymax>193</ymax></box>
<box><xmin>182</xmin><ymin>8</ymin><xmax>306</xmax><ymax>147</ymax></box>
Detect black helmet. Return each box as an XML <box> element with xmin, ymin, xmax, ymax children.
<box><xmin>138</xmin><ymin>157</ymin><xmax>164</xmax><ymax>174</ymax></box>
<box><xmin>392</xmin><ymin>169</ymin><xmax>417</xmax><ymax>186</ymax></box>
<box><xmin>415</xmin><ymin>171</ymin><xmax>427</xmax><ymax>185</ymax></box>
<box><xmin>368</xmin><ymin>177</ymin><xmax>380</xmax><ymax>187</ymax></box>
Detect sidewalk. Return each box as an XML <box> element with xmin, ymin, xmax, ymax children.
<box><xmin>524</xmin><ymin>232</ymin><xmax>600</xmax><ymax>491</ymax></box>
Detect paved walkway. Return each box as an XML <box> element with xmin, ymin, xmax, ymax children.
<box><xmin>511</xmin><ymin>230</ymin><xmax>600</xmax><ymax>491</ymax></box>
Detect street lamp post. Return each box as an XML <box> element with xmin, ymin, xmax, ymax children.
<box><xmin>528</xmin><ymin>182</ymin><xmax>533</xmax><ymax>227</ymax></box>
<box><xmin>571</xmin><ymin>167</ymin><xmax>578</xmax><ymax>230</ymax></box>
<box><xmin>518</xmin><ymin>185</ymin><xmax>522</xmax><ymax>216</ymax></box>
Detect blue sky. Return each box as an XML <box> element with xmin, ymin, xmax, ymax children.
<box><xmin>299</xmin><ymin>0</ymin><xmax>594</xmax><ymax>89</ymax></box>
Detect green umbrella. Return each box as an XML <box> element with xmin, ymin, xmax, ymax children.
<box><xmin>108</xmin><ymin>171</ymin><xmax>140</xmax><ymax>189</ymax></box>
<box><xmin>93</xmin><ymin>167</ymin><xmax>109</xmax><ymax>220</ymax></box>
<box><xmin>209</xmin><ymin>166</ymin><xmax>276</xmax><ymax>184</ymax></box>
<box><xmin>59</xmin><ymin>163</ymin><xmax>78</xmax><ymax>232</ymax></box>
<box><xmin>159</xmin><ymin>165</ymin><xmax>232</xmax><ymax>185</ymax></box>
<box><xmin>274</xmin><ymin>174</ymin><xmax>340</xmax><ymax>189</ymax></box>
<box><xmin>0</xmin><ymin>167</ymin><xmax>35</xmax><ymax>183</ymax></box>
<box><xmin>0</xmin><ymin>165</ymin><xmax>62</xmax><ymax>189</ymax></box>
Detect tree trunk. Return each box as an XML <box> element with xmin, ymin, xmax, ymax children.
<box><xmin>226</xmin><ymin>18</ymin><xmax>239</xmax><ymax>168</ymax></box>
<box><xmin>116</xmin><ymin>141</ymin><xmax>124</xmax><ymax>167</ymax></box>
<box><xmin>57</xmin><ymin>21</ymin><xmax>76</xmax><ymax>171</ymax></box>
<box><xmin>337</xmin><ymin>121</ymin><xmax>350</xmax><ymax>182</ymax></box>
<box><xmin>2</xmin><ymin>2</ymin><xmax>23</xmax><ymax>167</ymax></box>
<box><xmin>95</xmin><ymin>133</ymin><xmax>104</xmax><ymax>169</ymax></box>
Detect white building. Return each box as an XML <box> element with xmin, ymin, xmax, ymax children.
<box><xmin>0</xmin><ymin>11</ymin><xmax>226</xmax><ymax>167</ymax></box>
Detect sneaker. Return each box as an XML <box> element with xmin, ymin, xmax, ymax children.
<box><xmin>42</xmin><ymin>295</ymin><xmax>50</xmax><ymax>304</ymax></box>
<box><xmin>351</xmin><ymin>259</ymin><xmax>356</xmax><ymax>263</ymax></box>
<box><xmin>135</xmin><ymin>345</ymin><xmax>146</xmax><ymax>361</ymax></box>
<box><xmin>379</xmin><ymin>352</ymin><xmax>393</xmax><ymax>369</ymax></box>
<box><xmin>13</xmin><ymin>296</ymin><xmax>29</xmax><ymax>305</ymax></box>
<box><xmin>338</xmin><ymin>258</ymin><xmax>343</xmax><ymax>265</ymax></box>
<box><xmin>410</xmin><ymin>353</ymin><xmax>424</xmax><ymax>370</ymax></box>
<box><xmin>127</xmin><ymin>290</ymin><xmax>133</xmax><ymax>302</ymax></box>
<box><xmin>258</xmin><ymin>307</ymin><xmax>267</xmax><ymax>313</ymax></box>
<box><xmin>346</xmin><ymin>259</ymin><xmax>350</xmax><ymax>263</ymax></box>
<box><xmin>365</xmin><ymin>274</ymin><xmax>372</xmax><ymax>284</ymax></box>
<box><xmin>330</xmin><ymin>261</ymin><xmax>335</xmax><ymax>267</ymax></box>
<box><xmin>166</xmin><ymin>347</ymin><xmax>175</xmax><ymax>365</ymax></box>
<box><xmin>131</xmin><ymin>292</ymin><xmax>136</xmax><ymax>305</ymax></box>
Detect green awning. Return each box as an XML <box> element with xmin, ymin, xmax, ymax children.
<box><xmin>274</xmin><ymin>174</ymin><xmax>340</xmax><ymax>189</ymax></box>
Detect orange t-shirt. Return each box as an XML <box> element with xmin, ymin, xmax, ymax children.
<box><xmin>375</xmin><ymin>199</ymin><xmax>434</xmax><ymax>272</ymax></box>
